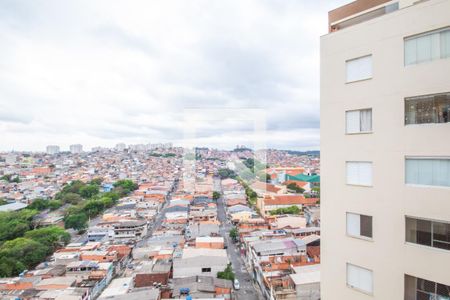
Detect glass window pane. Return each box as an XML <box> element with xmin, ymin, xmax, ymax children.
<box><xmin>417</xmin><ymin>35</ymin><xmax>432</xmax><ymax>63</ymax></box>
<box><xmin>441</xmin><ymin>29</ymin><xmax>450</xmax><ymax>59</ymax></box>
<box><xmin>359</xmin><ymin>162</ymin><xmax>373</xmax><ymax>186</ymax></box>
<box><xmin>347</xmin><ymin>213</ymin><xmax>360</xmax><ymax>236</ymax></box>
<box><xmin>346</xmin><ymin>55</ymin><xmax>372</xmax><ymax>82</ymax></box>
<box><xmin>406</xmin><ymin>159</ymin><xmax>419</xmax><ymax>184</ymax></box>
<box><xmin>437</xmin><ymin>283</ymin><xmax>450</xmax><ymax>297</ymax></box>
<box><xmin>360</xmin><ymin>109</ymin><xmax>372</xmax><ymax>132</ymax></box>
<box><xmin>405</xmin><ymin>217</ymin><xmax>417</xmax><ymax>243</ymax></box>
<box><xmin>346</xmin><ymin>162</ymin><xmax>358</xmax><ymax>185</ymax></box>
<box><xmin>405</xmin><ymin>38</ymin><xmax>417</xmax><ymax>65</ymax></box>
<box><xmin>360</xmin><ymin>215</ymin><xmax>372</xmax><ymax>238</ymax></box>
<box><xmin>416</xmin><ymin>219</ymin><xmax>432</xmax><ymax>246</ymax></box>
<box><xmin>346</xmin><ymin>111</ymin><xmax>360</xmax><ymax>133</ymax></box>
<box><xmin>418</xmin><ymin>159</ymin><xmax>433</xmax><ymax>186</ymax></box>
<box><xmin>431</xmin><ymin>32</ymin><xmax>441</xmax><ymax>60</ymax></box>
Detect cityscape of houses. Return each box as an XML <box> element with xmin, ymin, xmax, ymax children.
<box><xmin>0</xmin><ymin>145</ymin><xmax>321</xmax><ymax>300</ymax></box>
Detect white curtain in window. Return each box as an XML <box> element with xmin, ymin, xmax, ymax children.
<box><xmin>346</xmin><ymin>162</ymin><xmax>359</xmax><ymax>185</ymax></box>
<box><xmin>346</xmin><ymin>162</ymin><xmax>373</xmax><ymax>186</ymax></box>
<box><xmin>346</xmin><ymin>111</ymin><xmax>360</xmax><ymax>134</ymax></box>
<box><xmin>405</xmin><ymin>38</ymin><xmax>417</xmax><ymax>65</ymax></box>
<box><xmin>441</xmin><ymin>30</ymin><xmax>450</xmax><ymax>59</ymax></box>
<box><xmin>406</xmin><ymin>159</ymin><xmax>450</xmax><ymax>187</ymax></box>
<box><xmin>346</xmin><ymin>55</ymin><xmax>372</xmax><ymax>82</ymax></box>
<box><xmin>359</xmin><ymin>162</ymin><xmax>373</xmax><ymax>186</ymax></box>
<box><xmin>347</xmin><ymin>213</ymin><xmax>360</xmax><ymax>236</ymax></box>
<box><xmin>360</xmin><ymin>109</ymin><xmax>372</xmax><ymax>132</ymax></box>
<box><xmin>347</xmin><ymin>264</ymin><xmax>373</xmax><ymax>294</ymax></box>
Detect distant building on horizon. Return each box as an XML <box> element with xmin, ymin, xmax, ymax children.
<box><xmin>69</xmin><ymin>144</ymin><xmax>83</xmax><ymax>154</ymax></box>
<box><xmin>115</xmin><ymin>143</ymin><xmax>127</xmax><ymax>151</ymax></box>
<box><xmin>46</xmin><ymin>145</ymin><xmax>60</xmax><ymax>155</ymax></box>
<box><xmin>321</xmin><ymin>0</ymin><xmax>450</xmax><ymax>299</ymax></box>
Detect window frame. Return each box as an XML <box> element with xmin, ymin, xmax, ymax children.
<box><xmin>346</xmin><ymin>161</ymin><xmax>373</xmax><ymax>187</ymax></box>
<box><xmin>404</xmin><ymin>92</ymin><xmax>450</xmax><ymax>126</ymax></box>
<box><xmin>346</xmin><ymin>263</ymin><xmax>374</xmax><ymax>295</ymax></box>
<box><xmin>345</xmin><ymin>54</ymin><xmax>373</xmax><ymax>83</ymax></box>
<box><xmin>346</xmin><ymin>212</ymin><xmax>374</xmax><ymax>240</ymax></box>
<box><xmin>405</xmin><ymin>157</ymin><xmax>450</xmax><ymax>188</ymax></box>
<box><xmin>404</xmin><ymin>26</ymin><xmax>450</xmax><ymax>66</ymax></box>
<box><xmin>346</xmin><ymin>108</ymin><xmax>373</xmax><ymax>134</ymax></box>
<box><xmin>405</xmin><ymin>216</ymin><xmax>450</xmax><ymax>251</ymax></box>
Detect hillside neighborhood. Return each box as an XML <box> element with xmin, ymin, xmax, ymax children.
<box><xmin>0</xmin><ymin>146</ymin><xmax>320</xmax><ymax>300</ymax></box>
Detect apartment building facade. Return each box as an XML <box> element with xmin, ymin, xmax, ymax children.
<box><xmin>321</xmin><ymin>0</ymin><xmax>450</xmax><ymax>299</ymax></box>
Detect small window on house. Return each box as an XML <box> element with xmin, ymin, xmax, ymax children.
<box><xmin>346</xmin><ymin>109</ymin><xmax>372</xmax><ymax>133</ymax></box>
<box><xmin>346</xmin><ymin>55</ymin><xmax>372</xmax><ymax>83</ymax></box>
<box><xmin>347</xmin><ymin>213</ymin><xmax>373</xmax><ymax>239</ymax></box>
<box><xmin>201</xmin><ymin>268</ymin><xmax>212</xmax><ymax>273</ymax></box>
<box><xmin>347</xmin><ymin>263</ymin><xmax>373</xmax><ymax>294</ymax></box>
<box><xmin>346</xmin><ymin>162</ymin><xmax>373</xmax><ymax>186</ymax></box>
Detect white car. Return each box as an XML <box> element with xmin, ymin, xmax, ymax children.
<box><xmin>233</xmin><ymin>279</ymin><xmax>240</xmax><ymax>290</ymax></box>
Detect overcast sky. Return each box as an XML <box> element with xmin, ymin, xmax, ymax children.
<box><xmin>0</xmin><ymin>0</ymin><xmax>350</xmax><ymax>152</ymax></box>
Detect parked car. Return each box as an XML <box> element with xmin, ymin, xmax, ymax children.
<box><xmin>233</xmin><ymin>279</ymin><xmax>240</xmax><ymax>290</ymax></box>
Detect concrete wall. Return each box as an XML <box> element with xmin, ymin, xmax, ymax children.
<box><xmin>321</xmin><ymin>0</ymin><xmax>450</xmax><ymax>299</ymax></box>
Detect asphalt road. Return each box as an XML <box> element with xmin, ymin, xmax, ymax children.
<box><xmin>215</xmin><ymin>177</ymin><xmax>263</xmax><ymax>300</ymax></box>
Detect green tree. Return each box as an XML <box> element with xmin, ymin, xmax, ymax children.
<box><xmin>64</xmin><ymin>213</ymin><xmax>88</xmax><ymax>231</ymax></box>
<box><xmin>28</xmin><ymin>198</ymin><xmax>49</xmax><ymax>211</ymax></box>
<box><xmin>24</xmin><ymin>227</ymin><xmax>70</xmax><ymax>254</ymax></box>
<box><xmin>90</xmin><ymin>177</ymin><xmax>103</xmax><ymax>186</ymax></box>
<box><xmin>113</xmin><ymin>179</ymin><xmax>138</xmax><ymax>196</ymax></box>
<box><xmin>0</xmin><ymin>238</ymin><xmax>47</xmax><ymax>273</ymax></box>
<box><xmin>287</xmin><ymin>183</ymin><xmax>305</xmax><ymax>194</ymax></box>
<box><xmin>229</xmin><ymin>227</ymin><xmax>238</xmax><ymax>241</ymax></box>
<box><xmin>269</xmin><ymin>205</ymin><xmax>301</xmax><ymax>216</ymax></box>
<box><xmin>212</xmin><ymin>191</ymin><xmax>221</xmax><ymax>200</ymax></box>
<box><xmin>79</xmin><ymin>184</ymin><xmax>99</xmax><ymax>198</ymax></box>
<box><xmin>217</xmin><ymin>263</ymin><xmax>235</xmax><ymax>281</ymax></box>
<box><xmin>47</xmin><ymin>200</ymin><xmax>62</xmax><ymax>211</ymax></box>
<box><xmin>61</xmin><ymin>192</ymin><xmax>83</xmax><ymax>204</ymax></box>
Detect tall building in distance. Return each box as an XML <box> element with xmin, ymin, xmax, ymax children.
<box><xmin>46</xmin><ymin>145</ymin><xmax>60</xmax><ymax>155</ymax></box>
<box><xmin>115</xmin><ymin>143</ymin><xmax>127</xmax><ymax>151</ymax></box>
<box><xmin>69</xmin><ymin>144</ymin><xmax>83</xmax><ymax>154</ymax></box>
<box><xmin>321</xmin><ymin>0</ymin><xmax>450</xmax><ymax>299</ymax></box>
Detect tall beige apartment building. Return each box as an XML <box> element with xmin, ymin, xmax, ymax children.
<box><xmin>321</xmin><ymin>0</ymin><xmax>450</xmax><ymax>299</ymax></box>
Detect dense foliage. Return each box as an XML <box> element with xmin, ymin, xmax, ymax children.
<box><xmin>212</xmin><ymin>191</ymin><xmax>221</xmax><ymax>200</ymax></box>
<box><xmin>286</xmin><ymin>183</ymin><xmax>305</xmax><ymax>194</ymax></box>
<box><xmin>0</xmin><ymin>209</ymin><xmax>38</xmax><ymax>243</ymax></box>
<box><xmin>217</xmin><ymin>168</ymin><xmax>237</xmax><ymax>179</ymax></box>
<box><xmin>217</xmin><ymin>263</ymin><xmax>235</xmax><ymax>281</ymax></box>
<box><xmin>28</xmin><ymin>198</ymin><xmax>62</xmax><ymax>211</ymax></box>
<box><xmin>269</xmin><ymin>205</ymin><xmax>301</xmax><ymax>215</ymax></box>
<box><xmin>0</xmin><ymin>226</ymin><xmax>70</xmax><ymax>277</ymax></box>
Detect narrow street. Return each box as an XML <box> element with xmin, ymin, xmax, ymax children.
<box><xmin>215</xmin><ymin>177</ymin><xmax>263</xmax><ymax>300</ymax></box>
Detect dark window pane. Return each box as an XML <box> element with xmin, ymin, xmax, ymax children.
<box><xmin>433</xmin><ymin>222</ymin><xmax>450</xmax><ymax>243</ymax></box>
<box><xmin>417</xmin><ymin>278</ymin><xmax>436</xmax><ymax>293</ymax></box>
<box><xmin>437</xmin><ymin>283</ymin><xmax>450</xmax><ymax>297</ymax></box>
<box><xmin>360</xmin><ymin>215</ymin><xmax>372</xmax><ymax>238</ymax></box>
<box><xmin>416</xmin><ymin>291</ymin><xmax>432</xmax><ymax>300</ymax></box>
<box><xmin>433</xmin><ymin>241</ymin><xmax>450</xmax><ymax>251</ymax></box>
<box><xmin>416</xmin><ymin>219</ymin><xmax>432</xmax><ymax>246</ymax></box>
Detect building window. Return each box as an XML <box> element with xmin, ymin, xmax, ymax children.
<box><xmin>346</xmin><ymin>55</ymin><xmax>372</xmax><ymax>83</ymax></box>
<box><xmin>404</xmin><ymin>27</ymin><xmax>450</xmax><ymax>65</ymax></box>
<box><xmin>201</xmin><ymin>267</ymin><xmax>211</xmax><ymax>273</ymax></box>
<box><xmin>347</xmin><ymin>263</ymin><xmax>373</xmax><ymax>294</ymax></box>
<box><xmin>406</xmin><ymin>217</ymin><xmax>450</xmax><ymax>251</ymax></box>
<box><xmin>405</xmin><ymin>92</ymin><xmax>450</xmax><ymax>125</ymax></box>
<box><xmin>347</xmin><ymin>213</ymin><xmax>373</xmax><ymax>239</ymax></box>
<box><xmin>346</xmin><ymin>162</ymin><xmax>373</xmax><ymax>186</ymax></box>
<box><xmin>405</xmin><ymin>275</ymin><xmax>450</xmax><ymax>300</ymax></box>
<box><xmin>346</xmin><ymin>109</ymin><xmax>372</xmax><ymax>133</ymax></box>
<box><xmin>405</xmin><ymin>158</ymin><xmax>450</xmax><ymax>187</ymax></box>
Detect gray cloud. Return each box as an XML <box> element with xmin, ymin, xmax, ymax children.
<box><xmin>0</xmin><ymin>0</ymin><xmax>351</xmax><ymax>151</ymax></box>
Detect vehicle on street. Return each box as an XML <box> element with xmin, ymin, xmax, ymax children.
<box><xmin>234</xmin><ymin>279</ymin><xmax>240</xmax><ymax>290</ymax></box>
